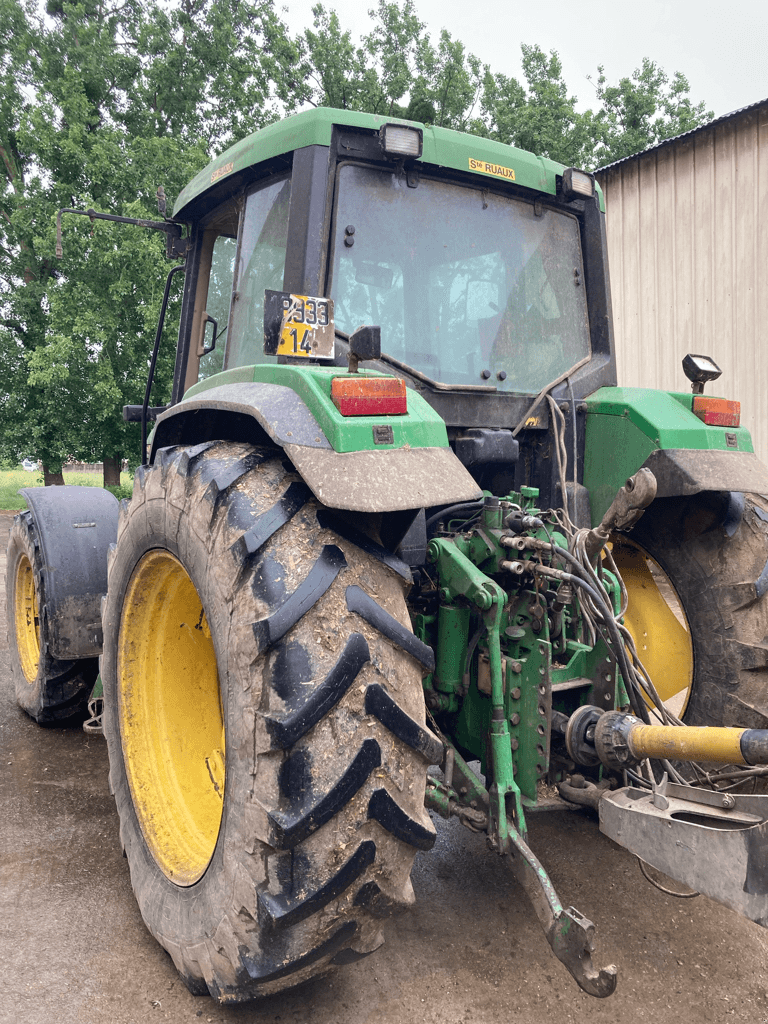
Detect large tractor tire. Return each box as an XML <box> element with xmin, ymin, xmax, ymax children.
<box><xmin>6</xmin><ymin>510</ymin><xmax>98</xmax><ymax>723</ymax></box>
<box><xmin>100</xmin><ymin>441</ymin><xmax>439</xmax><ymax>1003</ymax></box>
<box><xmin>612</xmin><ymin>490</ymin><xmax>768</xmax><ymax>730</ymax></box>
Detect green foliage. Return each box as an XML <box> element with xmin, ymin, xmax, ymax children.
<box><xmin>295</xmin><ymin>5</ymin><xmax>713</xmax><ymax>168</ymax></box>
<box><xmin>588</xmin><ymin>59</ymin><xmax>714</xmax><ymax>164</ymax></box>
<box><xmin>0</xmin><ymin>468</ymin><xmax>132</xmax><ymax>509</ymax></box>
<box><xmin>0</xmin><ymin>0</ymin><xmax>298</xmax><ymax>474</ymax></box>
<box><xmin>0</xmin><ymin>0</ymin><xmax>713</xmax><ymax>479</ymax></box>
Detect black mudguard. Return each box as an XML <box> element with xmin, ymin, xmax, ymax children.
<box><xmin>20</xmin><ymin>486</ymin><xmax>119</xmax><ymax>660</ymax></box>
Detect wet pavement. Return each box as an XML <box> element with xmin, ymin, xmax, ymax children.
<box><xmin>2</xmin><ymin>508</ymin><xmax>768</xmax><ymax>1024</ymax></box>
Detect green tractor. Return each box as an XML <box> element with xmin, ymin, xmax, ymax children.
<box><xmin>9</xmin><ymin>108</ymin><xmax>768</xmax><ymax>1003</ymax></box>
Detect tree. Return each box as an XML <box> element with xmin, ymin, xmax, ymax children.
<box><xmin>294</xmin><ymin>5</ymin><xmax>711</xmax><ymax>171</ymax></box>
<box><xmin>588</xmin><ymin>59</ymin><xmax>714</xmax><ymax>165</ymax></box>
<box><xmin>482</xmin><ymin>44</ymin><xmax>590</xmax><ymax>166</ymax></box>
<box><xmin>0</xmin><ymin>0</ymin><xmax>297</xmax><ymax>484</ymax></box>
<box><xmin>0</xmin><ymin>0</ymin><xmax>714</xmax><ymax>486</ymax></box>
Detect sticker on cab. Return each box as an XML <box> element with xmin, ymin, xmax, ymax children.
<box><xmin>468</xmin><ymin>157</ymin><xmax>516</xmax><ymax>182</ymax></box>
<box><xmin>263</xmin><ymin>290</ymin><xmax>335</xmax><ymax>359</ymax></box>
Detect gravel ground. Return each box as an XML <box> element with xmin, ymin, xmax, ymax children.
<box><xmin>2</xmin><ymin>507</ymin><xmax>768</xmax><ymax>1024</ymax></box>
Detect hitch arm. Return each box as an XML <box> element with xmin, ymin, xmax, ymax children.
<box><xmin>505</xmin><ymin>820</ymin><xmax>617</xmax><ymax>998</ymax></box>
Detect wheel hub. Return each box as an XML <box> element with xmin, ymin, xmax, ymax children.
<box><xmin>118</xmin><ymin>550</ymin><xmax>224</xmax><ymax>886</ymax></box>
<box><xmin>14</xmin><ymin>554</ymin><xmax>40</xmax><ymax>683</ymax></box>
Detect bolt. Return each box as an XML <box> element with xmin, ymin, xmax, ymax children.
<box><xmin>508</xmin><ymin>660</ymin><xmax>523</xmax><ymax>674</ymax></box>
<box><xmin>722</xmin><ymin>793</ymin><xmax>735</xmax><ymax>809</ymax></box>
<box><xmin>510</xmin><ymin>687</ymin><xmax>521</xmax><ymax>700</ymax></box>
<box><xmin>510</xmin><ymin>737</ymin><xmax>519</xmax><ymax>751</ymax></box>
<box><xmin>481</xmin><ymin>368</ymin><xmax>491</xmax><ymax>380</ymax></box>
<box><xmin>510</xmin><ymin>713</ymin><xmax>521</xmax><ymax>726</ymax></box>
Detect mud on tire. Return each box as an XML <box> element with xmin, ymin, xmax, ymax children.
<box><xmin>624</xmin><ymin>490</ymin><xmax>768</xmax><ymax>730</ymax></box>
<box><xmin>6</xmin><ymin>510</ymin><xmax>98</xmax><ymax>723</ymax></box>
<box><xmin>100</xmin><ymin>441</ymin><xmax>439</xmax><ymax>1002</ymax></box>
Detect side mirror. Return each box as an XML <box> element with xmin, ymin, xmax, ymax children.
<box><xmin>348</xmin><ymin>324</ymin><xmax>381</xmax><ymax>373</ymax></box>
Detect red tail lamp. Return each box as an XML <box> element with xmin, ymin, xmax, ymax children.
<box><xmin>693</xmin><ymin>396</ymin><xmax>741</xmax><ymax>427</ymax></box>
<box><xmin>331</xmin><ymin>376</ymin><xmax>408</xmax><ymax>416</ymax></box>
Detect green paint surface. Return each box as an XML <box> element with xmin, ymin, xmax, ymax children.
<box><xmin>184</xmin><ymin>363</ymin><xmax>449</xmax><ymax>453</ymax></box>
<box><xmin>583</xmin><ymin>386</ymin><xmax>755</xmax><ymax>525</ymax></box>
<box><xmin>174</xmin><ymin>107</ymin><xmax>604</xmax><ymax>217</ymax></box>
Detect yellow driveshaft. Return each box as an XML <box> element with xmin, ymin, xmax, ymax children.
<box><xmin>595</xmin><ymin>712</ymin><xmax>768</xmax><ymax>769</ymax></box>
<box><xmin>567</xmin><ymin>706</ymin><xmax>768</xmax><ymax>770</ymax></box>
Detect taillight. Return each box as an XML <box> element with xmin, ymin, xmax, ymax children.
<box><xmin>693</xmin><ymin>396</ymin><xmax>741</xmax><ymax>427</ymax></box>
<box><xmin>331</xmin><ymin>376</ymin><xmax>408</xmax><ymax>416</ymax></box>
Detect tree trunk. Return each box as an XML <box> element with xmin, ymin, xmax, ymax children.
<box><xmin>103</xmin><ymin>455</ymin><xmax>121</xmax><ymax>488</ymax></box>
<box><xmin>42</xmin><ymin>465</ymin><xmax>65</xmax><ymax>486</ymax></box>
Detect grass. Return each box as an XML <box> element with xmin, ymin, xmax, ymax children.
<box><xmin>0</xmin><ymin>469</ymin><xmax>134</xmax><ymax>510</ymax></box>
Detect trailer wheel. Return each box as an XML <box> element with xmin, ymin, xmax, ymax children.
<box><xmin>6</xmin><ymin>511</ymin><xmax>98</xmax><ymax>723</ymax></box>
<box><xmin>613</xmin><ymin>491</ymin><xmax>768</xmax><ymax>729</ymax></box>
<box><xmin>101</xmin><ymin>441</ymin><xmax>438</xmax><ymax>1002</ymax></box>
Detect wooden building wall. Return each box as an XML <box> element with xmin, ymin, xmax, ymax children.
<box><xmin>595</xmin><ymin>101</ymin><xmax>768</xmax><ymax>461</ymax></box>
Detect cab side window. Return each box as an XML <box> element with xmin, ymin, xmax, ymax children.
<box><xmin>225</xmin><ymin>177</ymin><xmax>291</xmax><ymax>370</ymax></box>
<box><xmin>198</xmin><ymin>235</ymin><xmax>237</xmax><ymax>380</ymax></box>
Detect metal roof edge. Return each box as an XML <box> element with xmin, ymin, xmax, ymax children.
<box><xmin>594</xmin><ymin>96</ymin><xmax>768</xmax><ymax>175</ymax></box>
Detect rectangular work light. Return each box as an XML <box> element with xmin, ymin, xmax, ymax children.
<box><xmin>380</xmin><ymin>124</ymin><xmax>423</xmax><ymax>159</ymax></box>
<box><xmin>561</xmin><ymin>167</ymin><xmax>595</xmax><ymax>201</ymax></box>
<box><xmin>331</xmin><ymin>376</ymin><xmax>408</xmax><ymax>416</ymax></box>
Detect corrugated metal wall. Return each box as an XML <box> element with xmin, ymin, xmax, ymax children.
<box><xmin>595</xmin><ymin>101</ymin><xmax>768</xmax><ymax>462</ymax></box>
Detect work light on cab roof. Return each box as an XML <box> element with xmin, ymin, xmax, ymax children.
<box><xmin>380</xmin><ymin>123</ymin><xmax>423</xmax><ymax>158</ymax></box>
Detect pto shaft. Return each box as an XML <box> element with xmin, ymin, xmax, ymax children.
<box><xmin>566</xmin><ymin>706</ymin><xmax>768</xmax><ymax>770</ymax></box>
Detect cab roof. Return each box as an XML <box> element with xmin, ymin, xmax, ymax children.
<box><xmin>173</xmin><ymin>107</ymin><xmax>604</xmax><ymax>218</ymax></box>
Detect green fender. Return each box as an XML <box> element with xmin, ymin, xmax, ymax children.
<box><xmin>152</xmin><ymin>365</ymin><xmax>482</xmax><ymax>513</ymax></box>
<box><xmin>583</xmin><ymin>387</ymin><xmax>768</xmax><ymax>525</ymax></box>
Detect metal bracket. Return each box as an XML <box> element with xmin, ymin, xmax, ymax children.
<box><xmin>600</xmin><ymin>783</ymin><xmax>768</xmax><ymax>927</ymax></box>
<box><xmin>56</xmin><ymin>205</ymin><xmax>189</xmax><ymax>260</ymax></box>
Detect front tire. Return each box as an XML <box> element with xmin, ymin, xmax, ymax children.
<box><xmin>6</xmin><ymin>511</ymin><xmax>98</xmax><ymax>723</ymax></box>
<box><xmin>101</xmin><ymin>441</ymin><xmax>439</xmax><ymax>1002</ymax></box>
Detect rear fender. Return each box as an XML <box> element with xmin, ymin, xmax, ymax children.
<box><xmin>583</xmin><ymin>387</ymin><xmax>768</xmax><ymax>525</ymax></box>
<box><xmin>20</xmin><ymin>486</ymin><xmax>118</xmax><ymax>659</ymax></box>
<box><xmin>151</xmin><ymin>381</ymin><xmax>482</xmax><ymax>513</ymax></box>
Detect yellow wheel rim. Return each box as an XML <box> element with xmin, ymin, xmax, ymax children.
<box><xmin>118</xmin><ymin>551</ymin><xmax>225</xmax><ymax>886</ymax></box>
<box><xmin>14</xmin><ymin>554</ymin><xmax>40</xmax><ymax>683</ymax></box>
<box><xmin>611</xmin><ymin>539</ymin><xmax>694</xmax><ymax>717</ymax></box>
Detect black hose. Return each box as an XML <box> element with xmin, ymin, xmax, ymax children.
<box><xmin>425</xmin><ymin>501</ymin><xmax>485</xmax><ymax>534</ymax></box>
<box><xmin>557</xmin><ymin>571</ymin><xmax>651</xmax><ymax>723</ymax></box>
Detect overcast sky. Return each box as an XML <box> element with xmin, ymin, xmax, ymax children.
<box><xmin>279</xmin><ymin>0</ymin><xmax>767</xmax><ymax>120</ymax></box>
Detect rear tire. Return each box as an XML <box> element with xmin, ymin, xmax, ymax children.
<box><xmin>616</xmin><ymin>491</ymin><xmax>768</xmax><ymax>729</ymax></box>
<box><xmin>6</xmin><ymin>510</ymin><xmax>98</xmax><ymax>723</ymax></box>
<box><xmin>101</xmin><ymin>441</ymin><xmax>438</xmax><ymax>1002</ymax></box>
